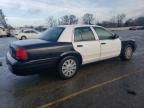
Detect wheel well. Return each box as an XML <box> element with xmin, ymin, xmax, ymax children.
<box><xmin>126</xmin><ymin>43</ymin><xmax>135</xmax><ymax>51</ymax></box>
<box><xmin>121</xmin><ymin>41</ymin><xmax>136</xmax><ymax>53</ymax></box>
<box><xmin>21</xmin><ymin>36</ymin><xmax>26</xmax><ymax>38</ymax></box>
<box><xmin>60</xmin><ymin>53</ymin><xmax>82</xmax><ymax>65</ymax></box>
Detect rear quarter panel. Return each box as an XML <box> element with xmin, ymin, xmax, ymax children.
<box><xmin>26</xmin><ymin>42</ymin><xmax>74</xmax><ymax>61</ymax></box>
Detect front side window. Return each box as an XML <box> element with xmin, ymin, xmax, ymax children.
<box><xmin>74</xmin><ymin>27</ymin><xmax>95</xmax><ymax>42</ymax></box>
<box><xmin>93</xmin><ymin>27</ymin><xmax>113</xmax><ymax>40</ymax></box>
<box><xmin>24</xmin><ymin>31</ymin><xmax>30</xmax><ymax>33</ymax></box>
<box><xmin>40</xmin><ymin>27</ymin><xmax>65</xmax><ymax>42</ymax></box>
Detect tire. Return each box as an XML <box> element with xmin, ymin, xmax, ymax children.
<box><xmin>120</xmin><ymin>45</ymin><xmax>133</xmax><ymax>61</ymax></box>
<box><xmin>21</xmin><ymin>36</ymin><xmax>27</xmax><ymax>40</ymax></box>
<box><xmin>58</xmin><ymin>56</ymin><xmax>79</xmax><ymax>79</ymax></box>
<box><xmin>7</xmin><ymin>33</ymin><xmax>11</xmax><ymax>37</ymax></box>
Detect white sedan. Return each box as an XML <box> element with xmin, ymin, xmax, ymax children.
<box><xmin>16</xmin><ymin>29</ymin><xmax>40</xmax><ymax>40</ymax></box>
<box><xmin>0</xmin><ymin>27</ymin><xmax>9</xmax><ymax>37</ymax></box>
<box><xmin>7</xmin><ymin>25</ymin><xmax>136</xmax><ymax>79</ymax></box>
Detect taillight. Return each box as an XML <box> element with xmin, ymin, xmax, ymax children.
<box><xmin>16</xmin><ymin>48</ymin><xmax>28</xmax><ymax>59</ymax></box>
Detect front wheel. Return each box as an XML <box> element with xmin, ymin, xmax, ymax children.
<box><xmin>120</xmin><ymin>45</ymin><xmax>133</xmax><ymax>61</ymax></box>
<box><xmin>58</xmin><ymin>56</ymin><xmax>79</xmax><ymax>79</ymax></box>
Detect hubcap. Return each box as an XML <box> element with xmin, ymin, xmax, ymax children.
<box><xmin>125</xmin><ymin>47</ymin><xmax>133</xmax><ymax>59</ymax></box>
<box><xmin>62</xmin><ymin>59</ymin><xmax>77</xmax><ymax>77</ymax></box>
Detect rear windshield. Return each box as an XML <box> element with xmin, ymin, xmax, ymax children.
<box><xmin>40</xmin><ymin>27</ymin><xmax>65</xmax><ymax>42</ymax></box>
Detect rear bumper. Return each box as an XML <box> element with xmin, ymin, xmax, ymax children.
<box><xmin>6</xmin><ymin>52</ymin><xmax>59</xmax><ymax>75</ymax></box>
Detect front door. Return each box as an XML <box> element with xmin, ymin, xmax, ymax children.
<box><xmin>93</xmin><ymin>27</ymin><xmax>121</xmax><ymax>60</ymax></box>
<box><xmin>30</xmin><ymin>30</ymin><xmax>38</xmax><ymax>39</ymax></box>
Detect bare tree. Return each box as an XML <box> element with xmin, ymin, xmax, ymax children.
<box><xmin>116</xmin><ymin>14</ymin><xmax>126</xmax><ymax>27</ymax></box>
<box><xmin>59</xmin><ymin>15</ymin><xmax>70</xmax><ymax>25</ymax></box>
<box><xmin>46</xmin><ymin>16</ymin><xmax>57</xmax><ymax>27</ymax></box>
<box><xmin>58</xmin><ymin>15</ymin><xmax>78</xmax><ymax>25</ymax></box>
<box><xmin>135</xmin><ymin>17</ymin><xmax>144</xmax><ymax>26</ymax></box>
<box><xmin>124</xmin><ymin>18</ymin><xmax>135</xmax><ymax>26</ymax></box>
<box><xmin>69</xmin><ymin>15</ymin><xmax>78</xmax><ymax>24</ymax></box>
<box><xmin>0</xmin><ymin>9</ymin><xmax>8</xmax><ymax>28</ymax></box>
<box><xmin>109</xmin><ymin>16</ymin><xmax>117</xmax><ymax>27</ymax></box>
<box><xmin>124</xmin><ymin>17</ymin><xmax>144</xmax><ymax>26</ymax></box>
<box><xmin>82</xmin><ymin>13</ymin><xmax>94</xmax><ymax>24</ymax></box>
<box><xmin>97</xmin><ymin>14</ymin><xmax>144</xmax><ymax>27</ymax></box>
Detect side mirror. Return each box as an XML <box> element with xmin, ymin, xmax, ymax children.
<box><xmin>111</xmin><ymin>33</ymin><xmax>119</xmax><ymax>39</ymax></box>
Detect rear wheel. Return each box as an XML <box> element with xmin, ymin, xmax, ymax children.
<box><xmin>21</xmin><ymin>36</ymin><xmax>27</xmax><ymax>40</ymax></box>
<box><xmin>58</xmin><ymin>56</ymin><xmax>79</xmax><ymax>79</ymax></box>
<box><xmin>120</xmin><ymin>45</ymin><xmax>133</xmax><ymax>61</ymax></box>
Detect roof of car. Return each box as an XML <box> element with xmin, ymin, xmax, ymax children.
<box><xmin>22</xmin><ymin>29</ymin><xmax>39</xmax><ymax>32</ymax></box>
<box><xmin>58</xmin><ymin>24</ymin><xmax>104</xmax><ymax>28</ymax></box>
<box><xmin>23</xmin><ymin>29</ymin><xmax>35</xmax><ymax>31</ymax></box>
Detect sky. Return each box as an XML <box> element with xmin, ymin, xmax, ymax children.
<box><xmin>0</xmin><ymin>0</ymin><xmax>144</xmax><ymax>27</ymax></box>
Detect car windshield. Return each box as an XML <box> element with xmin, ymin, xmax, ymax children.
<box><xmin>40</xmin><ymin>27</ymin><xmax>65</xmax><ymax>42</ymax></box>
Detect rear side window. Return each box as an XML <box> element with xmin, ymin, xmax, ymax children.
<box><xmin>74</xmin><ymin>27</ymin><xmax>95</xmax><ymax>42</ymax></box>
<box><xmin>24</xmin><ymin>31</ymin><xmax>30</xmax><ymax>33</ymax></box>
<box><xmin>30</xmin><ymin>30</ymin><xmax>37</xmax><ymax>33</ymax></box>
<box><xmin>40</xmin><ymin>27</ymin><xmax>65</xmax><ymax>42</ymax></box>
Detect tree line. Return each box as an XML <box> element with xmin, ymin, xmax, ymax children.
<box><xmin>46</xmin><ymin>13</ymin><xmax>144</xmax><ymax>28</ymax></box>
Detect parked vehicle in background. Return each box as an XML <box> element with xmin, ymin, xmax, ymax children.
<box><xmin>10</xmin><ymin>29</ymin><xmax>21</xmax><ymax>37</ymax></box>
<box><xmin>6</xmin><ymin>25</ymin><xmax>136</xmax><ymax>79</ymax></box>
<box><xmin>0</xmin><ymin>27</ymin><xmax>10</xmax><ymax>37</ymax></box>
<box><xmin>129</xmin><ymin>26</ymin><xmax>144</xmax><ymax>30</ymax></box>
<box><xmin>129</xmin><ymin>26</ymin><xmax>137</xmax><ymax>30</ymax></box>
<box><xmin>15</xmin><ymin>29</ymin><xmax>40</xmax><ymax>40</ymax></box>
<box><xmin>138</xmin><ymin>26</ymin><xmax>144</xmax><ymax>30</ymax></box>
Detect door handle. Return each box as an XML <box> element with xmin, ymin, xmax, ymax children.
<box><xmin>77</xmin><ymin>45</ymin><xmax>83</xmax><ymax>47</ymax></box>
<box><xmin>101</xmin><ymin>43</ymin><xmax>106</xmax><ymax>45</ymax></box>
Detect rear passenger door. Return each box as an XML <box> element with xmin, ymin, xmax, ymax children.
<box><xmin>93</xmin><ymin>27</ymin><xmax>121</xmax><ymax>60</ymax></box>
<box><xmin>23</xmin><ymin>31</ymin><xmax>31</xmax><ymax>38</ymax></box>
<box><xmin>29</xmin><ymin>30</ymin><xmax>37</xmax><ymax>38</ymax></box>
<box><xmin>73</xmin><ymin>27</ymin><xmax>100</xmax><ymax>64</ymax></box>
